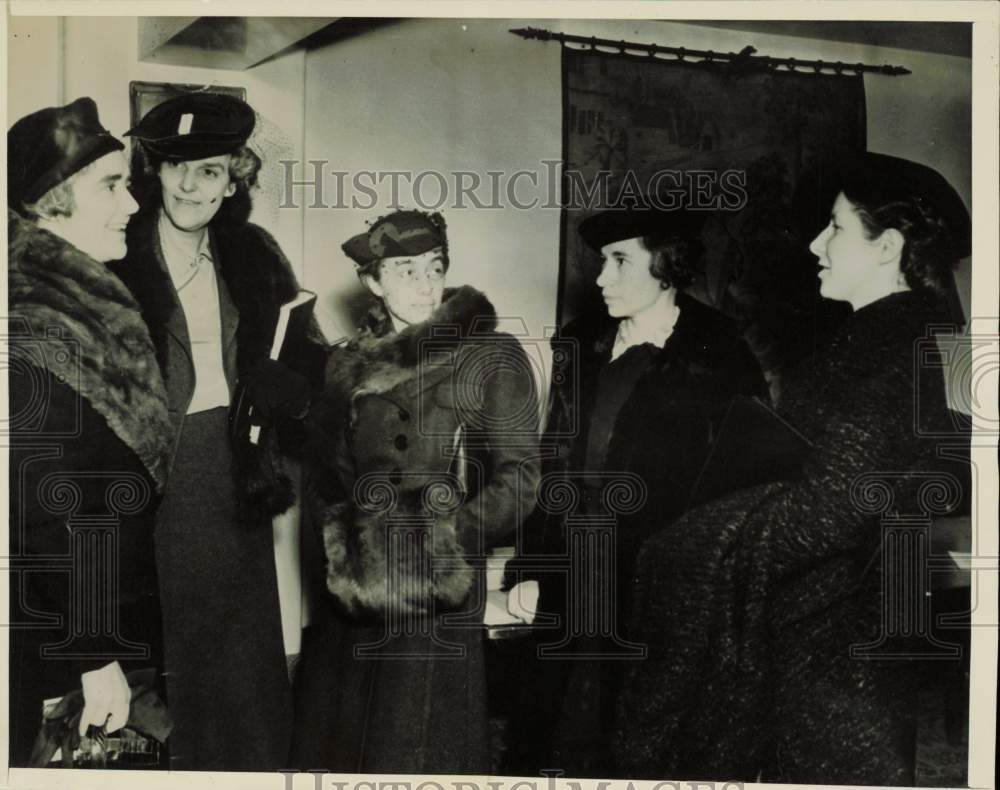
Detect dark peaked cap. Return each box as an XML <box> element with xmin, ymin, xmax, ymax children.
<box><xmin>125</xmin><ymin>92</ymin><xmax>255</xmax><ymax>160</ymax></box>
<box><xmin>7</xmin><ymin>97</ymin><xmax>123</xmax><ymax>213</ymax></box>
<box><xmin>577</xmin><ymin>208</ymin><xmax>707</xmax><ymax>252</ymax></box>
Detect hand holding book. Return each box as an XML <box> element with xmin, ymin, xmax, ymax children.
<box><xmin>243</xmin><ymin>358</ymin><xmax>310</xmax><ymax>426</ymax></box>
<box><xmin>230</xmin><ymin>289</ymin><xmax>317</xmax><ymax>446</ymax></box>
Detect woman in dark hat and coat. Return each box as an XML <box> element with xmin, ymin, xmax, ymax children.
<box><xmin>291</xmin><ymin>209</ymin><xmax>540</xmax><ymax>774</ymax></box>
<box><xmin>7</xmin><ymin>98</ymin><xmax>172</xmax><ymax>765</ymax></box>
<box><xmin>616</xmin><ymin>153</ymin><xmax>971</xmax><ymax>784</ymax></box>
<box><xmin>503</xmin><ymin>208</ymin><xmax>768</xmax><ymax>778</ymax></box>
<box><xmin>112</xmin><ymin>92</ymin><xmax>328</xmax><ymax>771</ymax></box>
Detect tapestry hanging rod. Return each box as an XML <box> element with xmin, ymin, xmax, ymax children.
<box><xmin>510</xmin><ymin>27</ymin><xmax>911</xmax><ymax>77</ymax></box>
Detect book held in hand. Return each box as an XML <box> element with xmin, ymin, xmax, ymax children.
<box><xmin>230</xmin><ymin>289</ymin><xmax>317</xmax><ymax>446</ymax></box>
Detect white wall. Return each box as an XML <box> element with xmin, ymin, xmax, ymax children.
<box><xmin>6</xmin><ymin>16</ymin><xmax>62</xmax><ymax>119</ymax></box>
<box><xmin>301</xmin><ymin>18</ymin><xmax>563</xmax><ymax>365</ymax></box>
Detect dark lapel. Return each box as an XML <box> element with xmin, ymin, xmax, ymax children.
<box><xmin>208</xmin><ymin>229</ymin><xmax>240</xmax><ymax>390</ymax></box>
<box><xmin>148</xmin><ymin>219</ymin><xmax>195</xmax><ymax>417</ymax></box>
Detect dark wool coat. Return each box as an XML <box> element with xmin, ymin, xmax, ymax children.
<box><xmin>7</xmin><ymin>212</ymin><xmax>172</xmax><ymax>765</ymax></box>
<box><xmin>616</xmin><ymin>290</ymin><xmax>953</xmax><ymax>784</ymax></box>
<box><xmin>504</xmin><ymin>290</ymin><xmax>767</xmax><ymax>777</ymax></box>
<box><xmin>112</xmin><ymin>208</ymin><xmax>328</xmax><ymax>771</ymax></box>
<box><xmin>292</xmin><ymin>286</ymin><xmax>540</xmax><ymax>774</ymax></box>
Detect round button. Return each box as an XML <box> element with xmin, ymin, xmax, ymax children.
<box><xmin>398</xmin><ymin>408</ymin><xmax>410</xmax><ymax>421</ymax></box>
<box><xmin>389</xmin><ymin>468</ymin><xmax>403</xmax><ymax>485</ymax></box>
<box><xmin>394</xmin><ymin>434</ymin><xmax>409</xmax><ymax>451</ymax></box>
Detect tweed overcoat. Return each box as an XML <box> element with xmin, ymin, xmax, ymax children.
<box><xmin>292</xmin><ymin>285</ymin><xmax>540</xmax><ymax>774</ymax></box>
<box><xmin>7</xmin><ymin>212</ymin><xmax>172</xmax><ymax>765</ymax></box>
<box><xmin>616</xmin><ymin>290</ymin><xmax>955</xmax><ymax>784</ymax></box>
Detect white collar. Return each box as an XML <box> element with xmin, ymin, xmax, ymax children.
<box><xmin>158</xmin><ymin>211</ymin><xmax>213</xmax><ymax>291</ymax></box>
<box><xmin>611</xmin><ymin>288</ymin><xmax>680</xmax><ymax>362</ymax></box>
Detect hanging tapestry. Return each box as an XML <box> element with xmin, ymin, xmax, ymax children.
<box><xmin>559</xmin><ymin>48</ymin><xmax>867</xmax><ymax>386</ymax></box>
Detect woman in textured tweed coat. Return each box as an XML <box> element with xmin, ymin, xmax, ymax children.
<box><xmin>292</xmin><ymin>210</ymin><xmax>540</xmax><ymax>774</ymax></box>
<box><xmin>616</xmin><ymin>153</ymin><xmax>971</xmax><ymax>784</ymax></box>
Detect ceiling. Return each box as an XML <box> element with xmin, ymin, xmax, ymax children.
<box><xmin>138</xmin><ymin>18</ymin><xmax>973</xmax><ymax>71</ymax></box>
<box><xmin>676</xmin><ymin>21</ymin><xmax>972</xmax><ymax>59</ymax></box>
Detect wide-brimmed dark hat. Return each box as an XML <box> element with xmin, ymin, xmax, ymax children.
<box><xmin>7</xmin><ymin>97</ymin><xmax>124</xmax><ymax>214</ymax></box>
<box><xmin>839</xmin><ymin>152</ymin><xmax>971</xmax><ymax>259</ymax></box>
<box><xmin>125</xmin><ymin>93</ymin><xmax>255</xmax><ymax>161</ymax></box>
<box><xmin>342</xmin><ymin>210</ymin><xmax>447</xmax><ymax>267</ymax></box>
<box><xmin>577</xmin><ymin>208</ymin><xmax>707</xmax><ymax>252</ymax></box>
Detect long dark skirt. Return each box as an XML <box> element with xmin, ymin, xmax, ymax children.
<box><xmin>292</xmin><ymin>601</ymin><xmax>490</xmax><ymax>775</ymax></box>
<box><xmin>155</xmin><ymin>407</ymin><xmax>291</xmax><ymax>771</ymax></box>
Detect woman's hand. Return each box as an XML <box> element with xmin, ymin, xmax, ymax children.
<box><xmin>245</xmin><ymin>358</ymin><xmax>311</xmax><ymax>426</ymax></box>
<box><xmin>79</xmin><ymin>661</ymin><xmax>131</xmax><ymax>736</ymax></box>
<box><xmin>506</xmin><ymin>580</ymin><xmax>540</xmax><ymax>624</ymax></box>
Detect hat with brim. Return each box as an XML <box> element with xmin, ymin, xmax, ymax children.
<box><xmin>7</xmin><ymin>97</ymin><xmax>124</xmax><ymax>214</ymax></box>
<box><xmin>577</xmin><ymin>208</ymin><xmax>707</xmax><ymax>252</ymax></box>
<box><xmin>342</xmin><ymin>210</ymin><xmax>447</xmax><ymax>267</ymax></box>
<box><xmin>125</xmin><ymin>93</ymin><xmax>255</xmax><ymax>161</ymax></box>
<box><xmin>838</xmin><ymin>152</ymin><xmax>971</xmax><ymax>259</ymax></box>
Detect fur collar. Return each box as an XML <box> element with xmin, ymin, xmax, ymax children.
<box><xmin>307</xmin><ymin>285</ymin><xmax>495</xmax><ymax>481</ymax></box>
<box><xmin>7</xmin><ymin>211</ymin><xmax>173</xmax><ymax>490</ymax></box>
<box><xmin>324</xmin><ymin>285</ymin><xmax>496</xmax><ymax>406</ymax></box>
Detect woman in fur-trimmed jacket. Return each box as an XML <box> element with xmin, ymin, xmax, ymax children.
<box><xmin>292</xmin><ymin>210</ymin><xmax>540</xmax><ymax>774</ymax></box>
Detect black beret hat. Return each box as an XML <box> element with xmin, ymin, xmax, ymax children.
<box><xmin>577</xmin><ymin>208</ymin><xmax>706</xmax><ymax>252</ymax></box>
<box><xmin>7</xmin><ymin>97</ymin><xmax>124</xmax><ymax>214</ymax></box>
<box><xmin>125</xmin><ymin>92</ymin><xmax>255</xmax><ymax>161</ymax></box>
<box><xmin>839</xmin><ymin>152</ymin><xmax>971</xmax><ymax>259</ymax></box>
<box><xmin>342</xmin><ymin>210</ymin><xmax>448</xmax><ymax>267</ymax></box>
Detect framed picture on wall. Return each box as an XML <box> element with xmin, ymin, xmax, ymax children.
<box><xmin>128</xmin><ymin>80</ymin><xmax>246</xmax><ymax>128</ymax></box>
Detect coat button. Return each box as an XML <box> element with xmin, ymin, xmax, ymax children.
<box><xmin>398</xmin><ymin>408</ymin><xmax>410</xmax><ymax>421</ymax></box>
<box><xmin>394</xmin><ymin>434</ymin><xmax>408</xmax><ymax>451</ymax></box>
<box><xmin>389</xmin><ymin>468</ymin><xmax>403</xmax><ymax>485</ymax></box>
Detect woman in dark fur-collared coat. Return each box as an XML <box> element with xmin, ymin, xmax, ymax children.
<box><xmin>502</xmin><ymin>208</ymin><xmax>768</xmax><ymax>779</ymax></box>
<box><xmin>7</xmin><ymin>99</ymin><xmax>172</xmax><ymax>766</ymax></box>
<box><xmin>616</xmin><ymin>154</ymin><xmax>970</xmax><ymax>784</ymax></box>
<box><xmin>111</xmin><ymin>93</ymin><xmax>328</xmax><ymax>771</ymax></box>
<box><xmin>291</xmin><ymin>210</ymin><xmax>540</xmax><ymax>774</ymax></box>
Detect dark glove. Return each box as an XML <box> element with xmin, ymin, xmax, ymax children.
<box><xmin>243</xmin><ymin>358</ymin><xmax>310</xmax><ymax>427</ymax></box>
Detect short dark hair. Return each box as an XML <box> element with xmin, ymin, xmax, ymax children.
<box><xmin>638</xmin><ymin>229</ymin><xmax>702</xmax><ymax>290</ymax></box>
<box><xmin>841</xmin><ymin>177</ymin><xmax>959</xmax><ymax>297</ymax></box>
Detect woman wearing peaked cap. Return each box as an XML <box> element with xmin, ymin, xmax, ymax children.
<box><xmin>291</xmin><ymin>209</ymin><xmax>540</xmax><ymax>774</ymax></box>
<box><xmin>616</xmin><ymin>153</ymin><xmax>970</xmax><ymax>783</ymax></box>
<box><xmin>112</xmin><ymin>92</ymin><xmax>328</xmax><ymax>771</ymax></box>
<box><xmin>7</xmin><ymin>98</ymin><xmax>171</xmax><ymax>766</ymax></box>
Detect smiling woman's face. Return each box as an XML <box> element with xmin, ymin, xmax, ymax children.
<box><xmin>809</xmin><ymin>191</ymin><xmax>889</xmax><ymax>308</ymax></box>
<box><xmin>158</xmin><ymin>155</ymin><xmax>235</xmax><ymax>232</ymax></box>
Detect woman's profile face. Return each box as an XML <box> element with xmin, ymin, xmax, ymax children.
<box><xmin>809</xmin><ymin>191</ymin><xmax>890</xmax><ymax>308</ymax></box>
<box><xmin>363</xmin><ymin>247</ymin><xmax>446</xmax><ymax>327</ymax></box>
